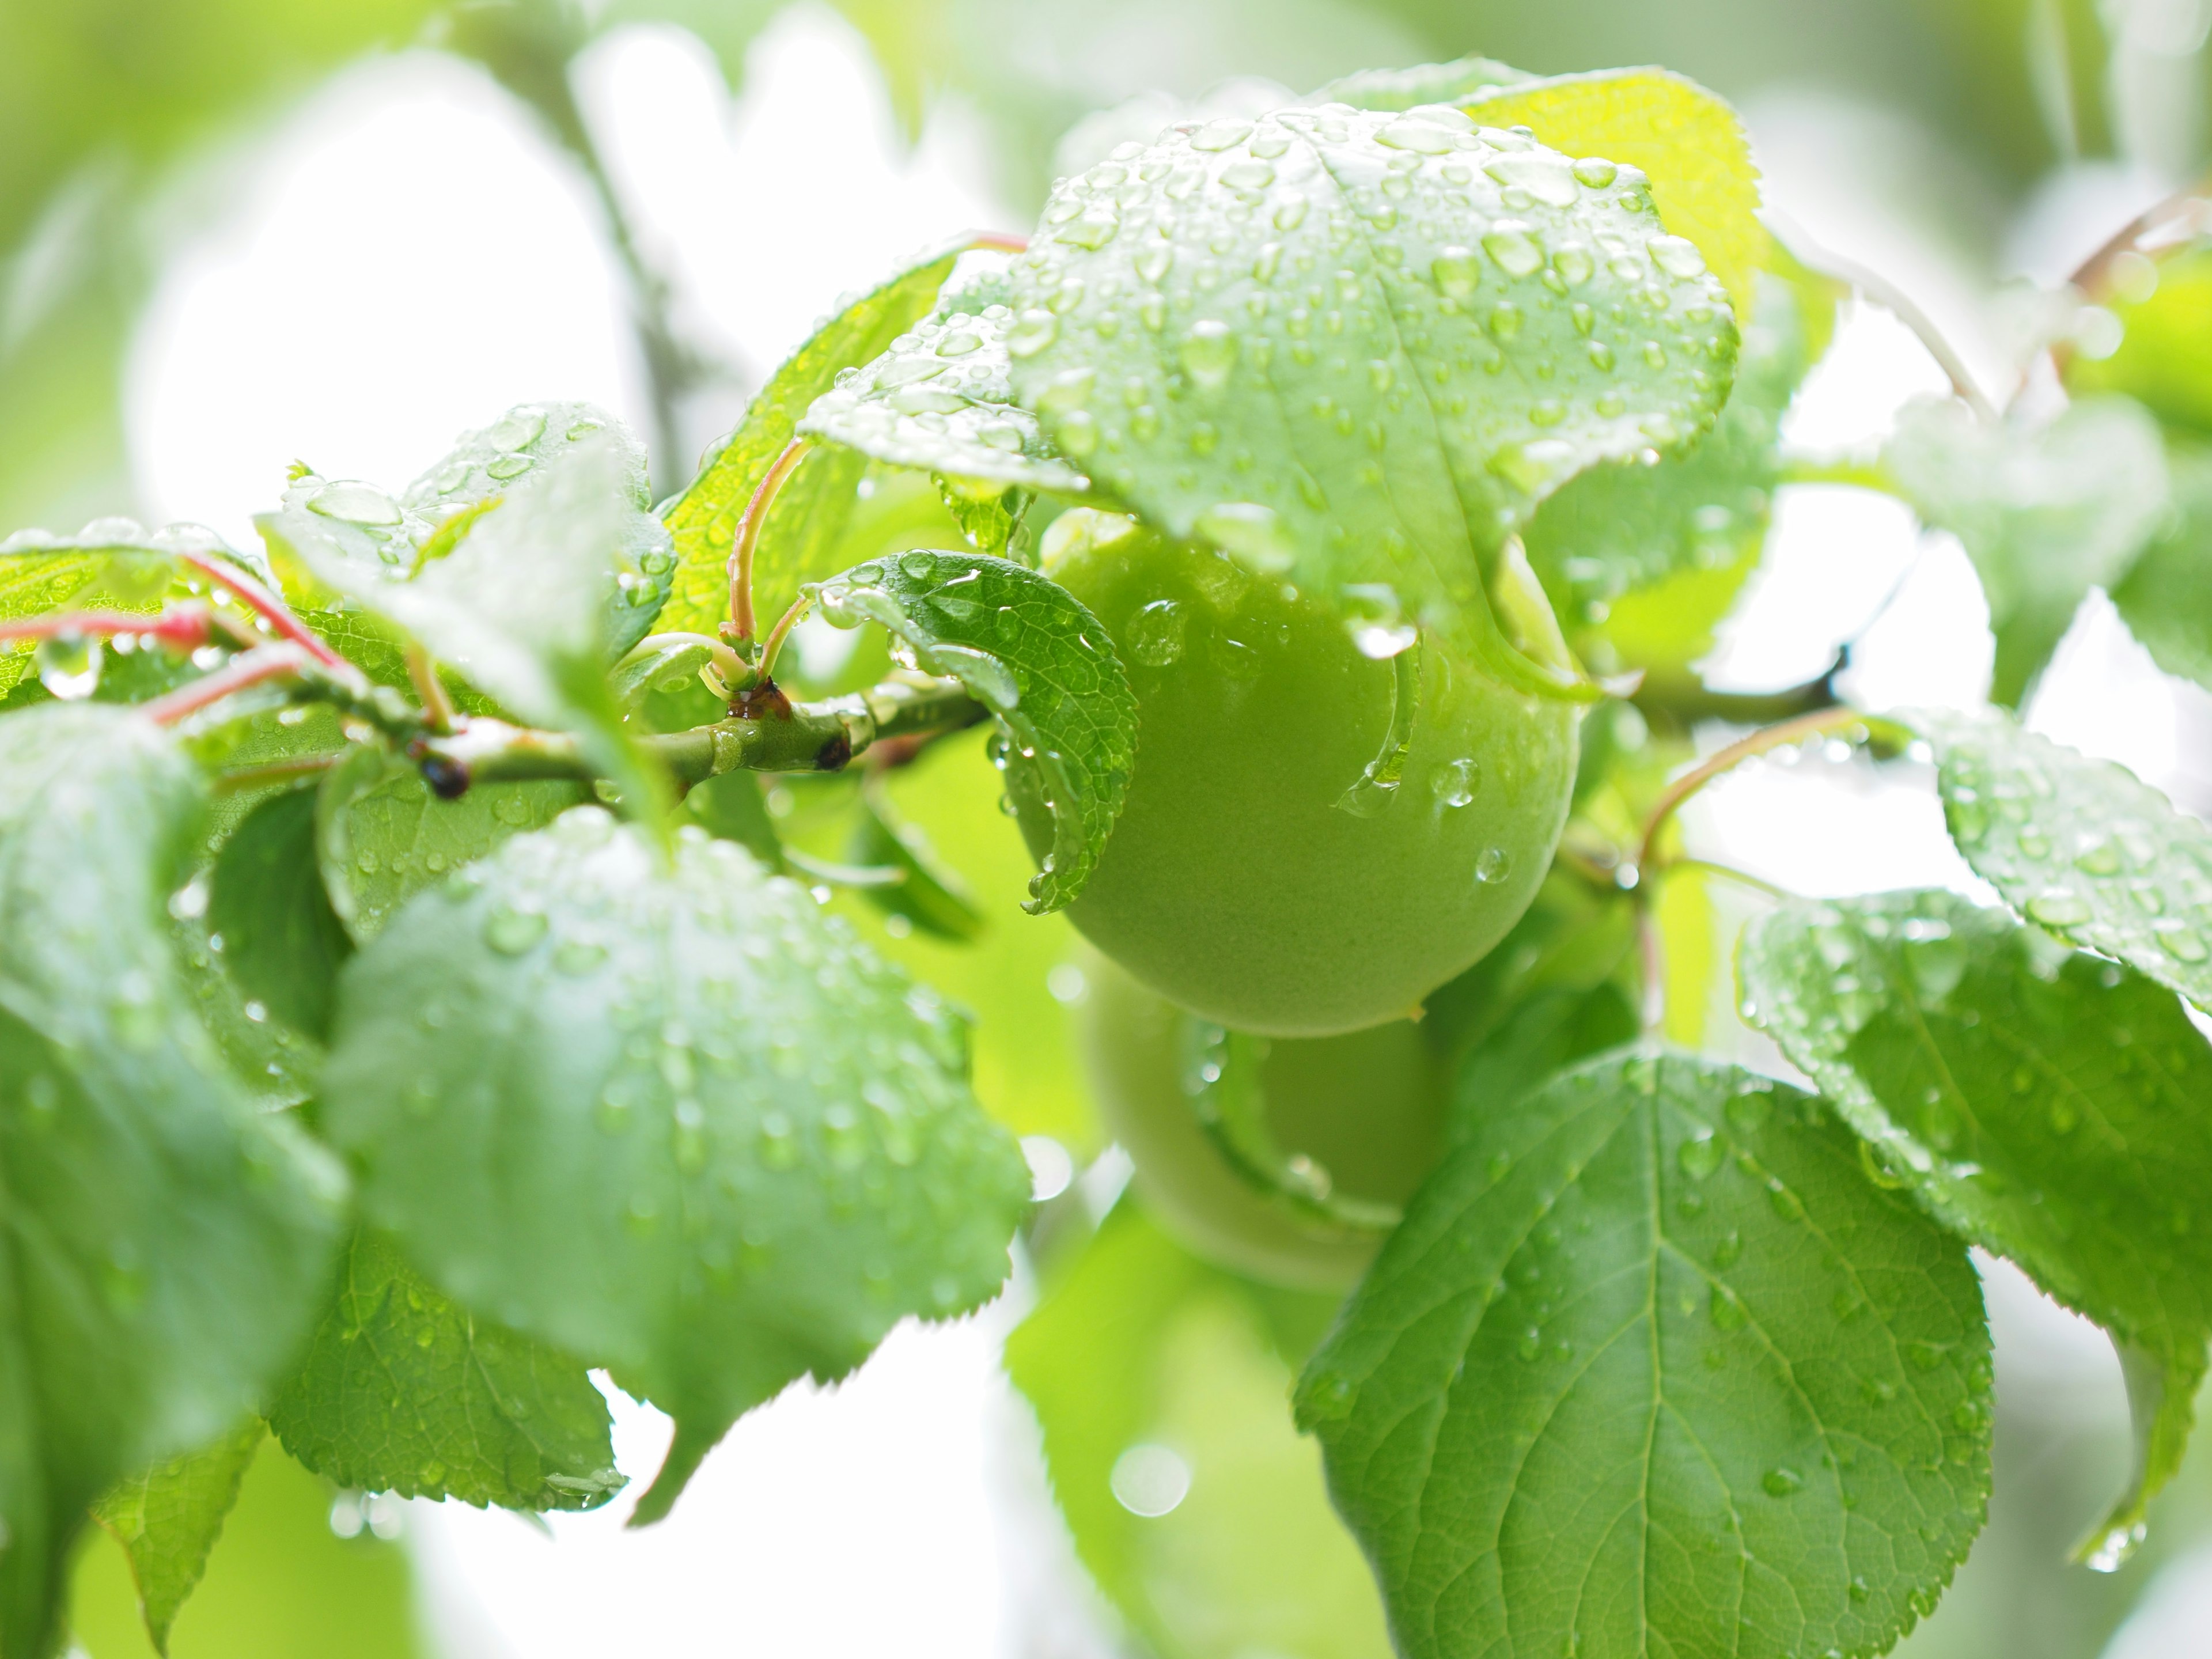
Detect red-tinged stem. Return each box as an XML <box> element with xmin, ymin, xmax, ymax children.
<box><xmin>406</xmin><ymin>642</ymin><xmax>458</xmax><ymax>735</ymax></box>
<box><xmin>0</xmin><ymin>607</ymin><xmax>213</xmax><ymax>649</ymax></box>
<box><xmin>141</xmin><ymin>643</ymin><xmax>312</xmax><ymax>727</ymax></box>
<box><xmin>174</xmin><ymin>548</ymin><xmax>351</xmax><ymax>674</ymax></box>
<box><xmin>752</xmin><ymin>591</ymin><xmax>812</xmax><ymax>686</ymax></box>
<box><xmin>964</xmin><ymin>230</ymin><xmax>1028</xmax><ymax>254</ymax></box>
<box><xmin>726</xmin><ymin>438</ymin><xmax>812</xmax><ymax>643</ymax></box>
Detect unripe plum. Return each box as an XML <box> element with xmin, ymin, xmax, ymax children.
<box><xmin>1008</xmin><ymin>513</ymin><xmax>1578</xmax><ymax>1036</ymax></box>
<box><xmin>1077</xmin><ymin>955</ymin><xmax>1446</xmax><ymax>1291</ymax></box>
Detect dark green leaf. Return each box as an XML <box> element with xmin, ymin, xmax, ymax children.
<box><xmin>799</xmin><ymin>304</ymin><xmax>1088</xmax><ymax>494</ymax></box>
<box><xmin>0</xmin><ymin>704</ymin><xmax>346</xmax><ymax>1658</ymax></box>
<box><xmin>316</xmin><ymin>744</ymin><xmax>586</xmax><ymax>942</ymax></box>
<box><xmin>2111</xmin><ymin>439</ymin><xmax>2212</xmax><ymax>694</ymax></box>
<box><xmin>658</xmin><ymin>240</ymin><xmax>968</xmax><ymax>635</ymax></box>
<box><xmin>267</xmin><ymin>1231</ymin><xmax>623</xmax><ymax>1513</ymax></box>
<box><xmin>1885</xmin><ymin>396</ymin><xmax>2168</xmax><ymax>706</ymax></box>
<box><xmin>1297</xmin><ymin>1048</ymin><xmax>1990</xmax><ymax>1659</ymax></box>
<box><xmin>92</xmin><ymin>1419</ymin><xmax>263</xmax><ymax>1656</ymax></box>
<box><xmin>1316</xmin><ymin>55</ymin><xmax>1533</xmax><ymax>112</ymax></box>
<box><xmin>207</xmin><ymin>786</ymin><xmax>353</xmax><ymax>1042</ymax></box>
<box><xmin>1740</xmin><ymin>888</ymin><xmax>2212</xmax><ymax>1562</ymax></box>
<box><xmin>320</xmin><ymin>809</ymin><xmax>1029</xmax><ymax>1522</ymax></box>
<box><xmin>1005</xmin><ymin>101</ymin><xmax>1736</xmax><ymax>685</ymax></box>
<box><xmin>810</xmin><ymin>549</ymin><xmax>1135</xmax><ymax>911</ymax></box>
<box><xmin>848</xmin><ymin>782</ymin><xmax>983</xmax><ymax>942</ymax></box>
<box><xmin>1919</xmin><ymin>705</ymin><xmax>2212</xmax><ymax>1011</ymax></box>
<box><xmin>1006</xmin><ymin>1205</ymin><xmax>1393</xmax><ymax>1659</ymax></box>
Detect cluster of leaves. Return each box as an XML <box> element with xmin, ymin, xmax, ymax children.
<box><xmin>6</xmin><ymin>36</ymin><xmax>2212</xmax><ymax>1659</ymax></box>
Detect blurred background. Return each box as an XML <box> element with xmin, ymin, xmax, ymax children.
<box><xmin>16</xmin><ymin>0</ymin><xmax>2212</xmax><ymax>1654</ymax></box>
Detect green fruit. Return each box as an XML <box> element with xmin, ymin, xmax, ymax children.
<box><xmin>1078</xmin><ymin>954</ymin><xmax>1446</xmax><ymax>1291</ymax></box>
<box><xmin>1009</xmin><ymin>512</ymin><xmax>1579</xmax><ymax>1036</ymax></box>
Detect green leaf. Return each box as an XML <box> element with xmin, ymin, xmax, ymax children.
<box><xmin>798</xmin><ymin>304</ymin><xmax>1088</xmax><ymax>494</ymax></box>
<box><xmin>1740</xmin><ymin>888</ymin><xmax>2212</xmax><ymax>1564</ymax></box>
<box><xmin>848</xmin><ymin>782</ymin><xmax>984</xmax><ymax>942</ymax></box>
<box><xmin>320</xmin><ymin>809</ymin><xmax>1030</xmax><ymax>1523</ymax></box>
<box><xmin>91</xmin><ymin>1418</ymin><xmax>263</xmax><ymax>1656</ymax></box>
<box><xmin>207</xmin><ymin>785</ymin><xmax>353</xmax><ymax>1042</ymax></box>
<box><xmin>267</xmin><ymin>1231</ymin><xmax>623</xmax><ymax>1514</ymax></box>
<box><xmin>0</xmin><ymin>704</ymin><xmax>346</xmax><ymax>1658</ymax></box>
<box><xmin>1006</xmin><ymin>1205</ymin><xmax>1395</xmax><ymax>1659</ymax></box>
<box><xmin>1525</xmin><ymin>268</ymin><xmax>1819</xmax><ymax>676</ymax></box>
<box><xmin>1466</xmin><ymin>69</ymin><xmax>1767</xmax><ymax>322</ymax></box>
<box><xmin>315</xmin><ymin>744</ymin><xmax>586</xmax><ymax>943</ymax></box>
<box><xmin>1315</xmin><ymin>55</ymin><xmax>1533</xmax><ymax>112</ymax></box>
<box><xmin>2111</xmin><ymin>438</ymin><xmax>2212</xmax><ymax>694</ymax></box>
<box><xmin>1918</xmin><ymin>705</ymin><xmax>2212</xmax><ymax>1009</ymax></box>
<box><xmin>658</xmin><ymin>239</ymin><xmax>969</xmax><ymax>636</ymax></box>
<box><xmin>810</xmin><ymin>549</ymin><xmax>1135</xmax><ymax>912</ymax></box>
<box><xmin>1004</xmin><ymin>103</ymin><xmax>1737</xmax><ymax>680</ymax></box>
<box><xmin>2067</xmin><ymin>246</ymin><xmax>2212</xmax><ymax>436</ymax></box>
<box><xmin>1884</xmin><ymin>396</ymin><xmax>2169</xmax><ymax>706</ymax></box>
<box><xmin>934</xmin><ymin>475</ymin><xmax>1034</xmax><ymax>561</ymax></box>
<box><xmin>682</xmin><ymin>769</ymin><xmax>786</xmax><ymax>869</ymax></box>
<box><xmin>1296</xmin><ymin>1048</ymin><xmax>1990</xmax><ymax>1659</ymax></box>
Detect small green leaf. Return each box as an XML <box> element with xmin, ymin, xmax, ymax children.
<box><xmin>1525</xmin><ymin>268</ymin><xmax>1820</xmax><ymax>676</ymax></box>
<box><xmin>320</xmin><ymin>810</ymin><xmax>1029</xmax><ymax>1523</ymax></box>
<box><xmin>92</xmin><ymin>1418</ymin><xmax>264</xmax><ymax>1655</ymax></box>
<box><xmin>2111</xmin><ymin>439</ymin><xmax>2212</xmax><ymax>694</ymax></box>
<box><xmin>207</xmin><ymin>785</ymin><xmax>353</xmax><ymax>1042</ymax></box>
<box><xmin>848</xmin><ymin>782</ymin><xmax>984</xmax><ymax>942</ymax></box>
<box><xmin>267</xmin><ymin>1232</ymin><xmax>623</xmax><ymax>1514</ymax></box>
<box><xmin>1740</xmin><ymin>888</ymin><xmax>2212</xmax><ymax>1564</ymax></box>
<box><xmin>1006</xmin><ymin>103</ymin><xmax>1736</xmax><ymax>680</ymax></box>
<box><xmin>1885</xmin><ymin>396</ymin><xmax>2169</xmax><ymax>706</ymax></box>
<box><xmin>1918</xmin><ymin>705</ymin><xmax>2212</xmax><ymax>1010</ymax></box>
<box><xmin>1316</xmin><ymin>55</ymin><xmax>1533</xmax><ymax>112</ymax></box>
<box><xmin>659</xmin><ymin>239</ymin><xmax>969</xmax><ymax>635</ymax></box>
<box><xmin>1467</xmin><ymin>69</ymin><xmax>1767</xmax><ymax>321</ymax></box>
<box><xmin>1006</xmin><ymin>1205</ymin><xmax>1394</xmax><ymax>1659</ymax></box>
<box><xmin>683</xmin><ymin>770</ymin><xmax>786</xmax><ymax>870</ymax></box>
<box><xmin>1297</xmin><ymin>1047</ymin><xmax>1990</xmax><ymax>1659</ymax></box>
<box><xmin>2066</xmin><ymin>245</ymin><xmax>2212</xmax><ymax>435</ymax></box>
<box><xmin>316</xmin><ymin>744</ymin><xmax>586</xmax><ymax>942</ymax></box>
<box><xmin>810</xmin><ymin>549</ymin><xmax>1135</xmax><ymax>912</ymax></box>
<box><xmin>799</xmin><ymin>304</ymin><xmax>1088</xmax><ymax>494</ymax></box>
<box><xmin>0</xmin><ymin>704</ymin><xmax>346</xmax><ymax>1659</ymax></box>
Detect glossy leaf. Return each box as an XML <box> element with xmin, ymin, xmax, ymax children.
<box><xmin>1919</xmin><ymin>706</ymin><xmax>2212</xmax><ymax>1011</ymax></box>
<box><xmin>1007</xmin><ymin>1205</ymin><xmax>1394</xmax><ymax>1659</ymax></box>
<box><xmin>207</xmin><ymin>785</ymin><xmax>353</xmax><ymax>1042</ymax></box>
<box><xmin>320</xmin><ymin>810</ymin><xmax>1029</xmax><ymax>1522</ymax></box>
<box><xmin>799</xmin><ymin>304</ymin><xmax>1088</xmax><ymax>494</ymax></box>
<box><xmin>809</xmin><ymin>549</ymin><xmax>1135</xmax><ymax>912</ymax></box>
<box><xmin>659</xmin><ymin>240</ymin><xmax>968</xmax><ymax>635</ymax></box>
<box><xmin>1467</xmin><ymin>69</ymin><xmax>1767</xmax><ymax>320</ymax></box>
<box><xmin>92</xmin><ymin>1419</ymin><xmax>263</xmax><ymax>1655</ymax></box>
<box><xmin>1004</xmin><ymin>102</ymin><xmax>1737</xmax><ymax>680</ymax></box>
<box><xmin>1297</xmin><ymin>1048</ymin><xmax>1990</xmax><ymax>1659</ymax></box>
<box><xmin>1884</xmin><ymin>396</ymin><xmax>2168</xmax><ymax>706</ymax></box>
<box><xmin>1525</xmin><ymin>268</ymin><xmax>1818</xmax><ymax>675</ymax></box>
<box><xmin>1740</xmin><ymin>889</ymin><xmax>2212</xmax><ymax>1563</ymax></box>
<box><xmin>315</xmin><ymin>744</ymin><xmax>585</xmax><ymax>943</ymax></box>
<box><xmin>848</xmin><ymin>783</ymin><xmax>985</xmax><ymax>942</ymax></box>
<box><xmin>0</xmin><ymin>704</ymin><xmax>346</xmax><ymax>1658</ymax></box>
<box><xmin>2111</xmin><ymin>440</ymin><xmax>2212</xmax><ymax>694</ymax></box>
<box><xmin>267</xmin><ymin>1232</ymin><xmax>623</xmax><ymax>1513</ymax></box>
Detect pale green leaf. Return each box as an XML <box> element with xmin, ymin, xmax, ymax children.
<box><xmin>2066</xmin><ymin>245</ymin><xmax>2212</xmax><ymax>437</ymax></box>
<box><xmin>1006</xmin><ymin>1205</ymin><xmax>1394</xmax><ymax>1659</ymax></box>
<box><xmin>810</xmin><ymin>549</ymin><xmax>1135</xmax><ymax>912</ymax></box>
<box><xmin>92</xmin><ymin>1419</ymin><xmax>263</xmax><ymax>1655</ymax></box>
<box><xmin>0</xmin><ymin>704</ymin><xmax>346</xmax><ymax>1658</ymax></box>
<box><xmin>658</xmin><ymin>240</ymin><xmax>968</xmax><ymax>635</ymax></box>
<box><xmin>1005</xmin><ymin>103</ymin><xmax>1736</xmax><ymax>680</ymax></box>
<box><xmin>267</xmin><ymin>1232</ymin><xmax>623</xmax><ymax>1513</ymax></box>
<box><xmin>1316</xmin><ymin>55</ymin><xmax>1533</xmax><ymax>112</ymax></box>
<box><xmin>1297</xmin><ymin>1048</ymin><xmax>1990</xmax><ymax>1659</ymax></box>
<box><xmin>2111</xmin><ymin>440</ymin><xmax>2212</xmax><ymax>694</ymax></box>
<box><xmin>1740</xmin><ymin>889</ymin><xmax>2212</xmax><ymax>1562</ymax></box>
<box><xmin>1885</xmin><ymin>396</ymin><xmax>2169</xmax><ymax>706</ymax></box>
<box><xmin>320</xmin><ymin>810</ymin><xmax>1029</xmax><ymax>1521</ymax></box>
<box><xmin>799</xmin><ymin>304</ymin><xmax>1088</xmax><ymax>494</ymax></box>
<box><xmin>1919</xmin><ymin>705</ymin><xmax>2212</xmax><ymax>1010</ymax></box>
<box><xmin>1467</xmin><ymin>69</ymin><xmax>1767</xmax><ymax>321</ymax></box>
<box><xmin>848</xmin><ymin>782</ymin><xmax>984</xmax><ymax>942</ymax></box>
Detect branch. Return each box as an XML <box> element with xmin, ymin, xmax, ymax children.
<box><xmin>141</xmin><ymin>644</ymin><xmax>314</xmax><ymax>726</ymax></box>
<box><xmin>1631</xmin><ymin>652</ymin><xmax>1847</xmax><ymax>728</ymax></box>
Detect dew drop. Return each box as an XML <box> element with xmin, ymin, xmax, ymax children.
<box><xmin>35</xmin><ymin>632</ymin><xmax>101</xmax><ymax>700</ymax></box>
<box><xmin>1762</xmin><ymin>1467</ymin><xmax>1804</xmax><ymax>1498</ymax></box>
<box><xmin>1482</xmin><ymin>222</ymin><xmax>1545</xmax><ymax>279</ymax></box>
<box><xmin>1571</xmin><ymin>158</ymin><xmax>1618</xmax><ymax>188</ymax></box>
<box><xmin>1678</xmin><ymin>1135</ymin><xmax>1724</xmax><ymax>1180</ymax></box>
<box><xmin>1483</xmin><ymin>152</ymin><xmax>1580</xmax><ymax>207</ymax></box>
<box><xmin>1429</xmin><ymin>758</ymin><xmax>1477</xmax><ymax>809</ymax></box>
<box><xmin>1649</xmin><ymin>236</ymin><xmax>1709</xmax><ymax>279</ymax></box>
<box><xmin>1128</xmin><ymin>599</ymin><xmax>1187</xmax><ymax>668</ymax></box>
<box><xmin>1431</xmin><ymin>247</ymin><xmax>1480</xmax><ymax>299</ymax></box>
<box><xmin>1005</xmin><ymin>310</ymin><xmax>1059</xmax><ymax>358</ymax></box>
<box><xmin>1179</xmin><ymin>320</ymin><xmax>1238</xmax><ymax>391</ymax></box>
<box><xmin>309</xmin><ymin>482</ymin><xmax>402</xmax><ymax>525</ymax></box>
<box><xmin>1475</xmin><ymin>846</ymin><xmax>1511</xmax><ymax>885</ymax></box>
<box><xmin>2027</xmin><ymin>889</ymin><xmax>2092</xmax><ymax>928</ymax></box>
<box><xmin>484</xmin><ymin>906</ymin><xmax>548</xmax><ymax>956</ymax></box>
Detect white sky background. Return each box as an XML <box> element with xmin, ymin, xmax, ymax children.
<box><xmin>120</xmin><ymin>6</ymin><xmax>2203</xmax><ymax>1653</ymax></box>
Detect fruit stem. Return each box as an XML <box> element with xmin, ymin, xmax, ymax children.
<box><xmin>1633</xmin><ymin>706</ymin><xmax>1908</xmax><ymax>876</ymax></box>
<box><xmin>725</xmin><ymin>438</ymin><xmax>812</xmax><ymax>645</ymax></box>
<box><xmin>405</xmin><ymin>643</ymin><xmax>458</xmax><ymax>735</ymax></box>
<box><xmin>751</xmin><ymin>590</ymin><xmax>813</xmax><ymax>687</ymax></box>
<box><xmin>142</xmin><ymin>643</ymin><xmax>313</xmax><ymax>726</ymax></box>
<box><xmin>1668</xmin><ymin>857</ymin><xmax>1789</xmax><ymax>902</ymax></box>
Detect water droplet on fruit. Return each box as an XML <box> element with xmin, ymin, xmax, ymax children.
<box><xmin>1475</xmin><ymin>846</ymin><xmax>1511</xmax><ymax>885</ymax></box>
<box><xmin>1128</xmin><ymin>599</ymin><xmax>1187</xmax><ymax>668</ymax></box>
<box><xmin>1429</xmin><ymin>758</ymin><xmax>1478</xmax><ymax>809</ymax></box>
